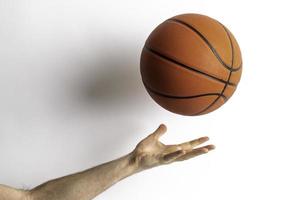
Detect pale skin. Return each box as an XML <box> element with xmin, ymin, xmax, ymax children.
<box><xmin>0</xmin><ymin>124</ymin><xmax>215</xmax><ymax>200</ymax></box>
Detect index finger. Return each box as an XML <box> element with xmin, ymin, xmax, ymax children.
<box><xmin>181</xmin><ymin>136</ymin><xmax>209</xmax><ymax>148</ymax></box>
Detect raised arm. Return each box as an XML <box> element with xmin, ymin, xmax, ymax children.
<box><xmin>0</xmin><ymin>124</ymin><xmax>215</xmax><ymax>200</ymax></box>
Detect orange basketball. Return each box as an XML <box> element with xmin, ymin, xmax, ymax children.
<box><xmin>140</xmin><ymin>13</ymin><xmax>242</xmax><ymax>116</ymax></box>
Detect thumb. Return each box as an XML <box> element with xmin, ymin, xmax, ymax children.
<box><xmin>151</xmin><ymin>124</ymin><xmax>167</xmax><ymax>140</ymax></box>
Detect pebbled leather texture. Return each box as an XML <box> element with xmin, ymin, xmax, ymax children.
<box><xmin>140</xmin><ymin>13</ymin><xmax>242</xmax><ymax>116</ymax></box>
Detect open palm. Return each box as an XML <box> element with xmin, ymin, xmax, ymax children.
<box><xmin>133</xmin><ymin>124</ymin><xmax>215</xmax><ymax>170</ymax></box>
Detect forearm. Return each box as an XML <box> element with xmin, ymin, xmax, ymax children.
<box><xmin>0</xmin><ymin>184</ymin><xmax>30</xmax><ymax>200</ymax></box>
<box><xmin>1</xmin><ymin>124</ymin><xmax>214</xmax><ymax>200</ymax></box>
<box><xmin>29</xmin><ymin>152</ymin><xmax>139</xmax><ymax>200</ymax></box>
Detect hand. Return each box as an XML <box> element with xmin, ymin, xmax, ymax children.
<box><xmin>131</xmin><ymin>124</ymin><xmax>215</xmax><ymax>171</ymax></box>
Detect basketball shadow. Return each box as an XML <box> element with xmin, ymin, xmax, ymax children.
<box><xmin>54</xmin><ymin>39</ymin><xmax>151</xmax><ymax>164</ymax></box>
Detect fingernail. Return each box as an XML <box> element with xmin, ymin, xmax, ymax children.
<box><xmin>160</xmin><ymin>124</ymin><xmax>167</xmax><ymax>130</ymax></box>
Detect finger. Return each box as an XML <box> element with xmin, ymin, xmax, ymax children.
<box><xmin>162</xmin><ymin>150</ymin><xmax>185</xmax><ymax>163</ymax></box>
<box><xmin>186</xmin><ymin>136</ymin><xmax>209</xmax><ymax>148</ymax></box>
<box><xmin>177</xmin><ymin>136</ymin><xmax>209</xmax><ymax>151</ymax></box>
<box><xmin>202</xmin><ymin>144</ymin><xmax>215</xmax><ymax>151</ymax></box>
<box><xmin>176</xmin><ymin>145</ymin><xmax>215</xmax><ymax>161</ymax></box>
<box><xmin>151</xmin><ymin>124</ymin><xmax>167</xmax><ymax>140</ymax></box>
<box><xmin>176</xmin><ymin>148</ymin><xmax>208</xmax><ymax>161</ymax></box>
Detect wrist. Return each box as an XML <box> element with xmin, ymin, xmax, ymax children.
<box><xmin>126</xmin><ymin>151</ymin><xmax>143</xmax><ymax>173</ymax></box>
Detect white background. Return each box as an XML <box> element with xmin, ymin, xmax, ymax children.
<box><xmin>0</xmin><ymin>0</ymin><xmax>299</xmax><ymax>199</ymax></box>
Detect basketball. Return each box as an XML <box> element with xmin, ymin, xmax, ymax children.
<box><xmin>140</xmin><ymin>13</ymin><xmax>242</xmax><ymax>116</ymax></box>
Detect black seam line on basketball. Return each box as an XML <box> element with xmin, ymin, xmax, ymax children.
<box><xmin>144</xmin><ymin>47</ymin><xmax>237</xmax><ymax>87</ymax></box>
<box><xmin>167</xmin><ymin>18</ymin><xmax>242</xmax><ymax>72</ymax></box>
<box><xmin>143</xmin><ymin>81</ymin><xmax>227</xmax><ymax>101</ymax></box>
<box><xmin>192</xmin><ymin>72</ymin><xmax>232</xmax><ymax>115</ymax></box>
<box><xmin>222</xmin><ymin>24</ymin><xmax>235</xmax><ymax>67</ymax></box>
<box><xmin>219</xmin><ymin>25</ymin><xmax>244</xmax><ymax>72</ymax></box>
<box><xmin>191</xmin><ymin>24</ymin><xmax>235</xmax><ymax>115</ymax></box>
